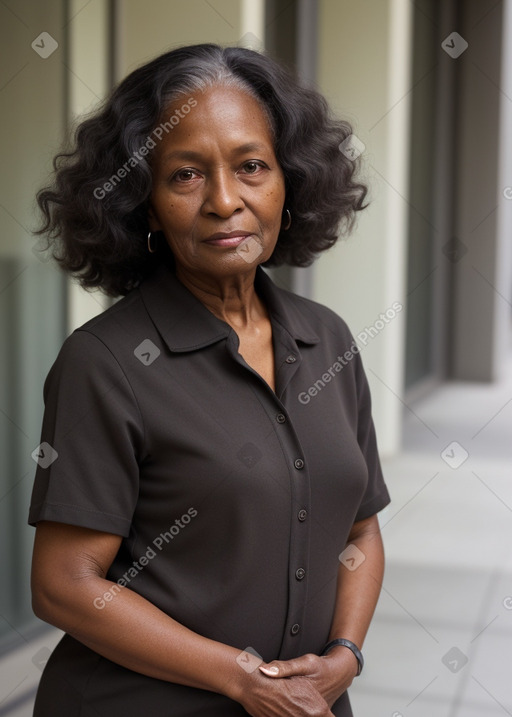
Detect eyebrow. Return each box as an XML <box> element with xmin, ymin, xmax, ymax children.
<box><xmin>161</xmin><ymin>142</ymin><xmax>269</xmax><ymax>164</ymax></box>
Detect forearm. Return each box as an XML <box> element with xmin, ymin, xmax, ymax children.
<box><xmin>33</xmin><ymin>576</ymin><xmax>244</xmax><ymax>700</ymax></box>
<box><xmin>328</xmin><ymin>514</ymin><xmax>385</xmax><ymax>650</ymax></box>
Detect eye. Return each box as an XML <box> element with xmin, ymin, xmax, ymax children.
<box><xmin>173</xmin><ymin>168</ymin><xmax>200</xmax><ymax>183</ymax></box>
<box><xmin>240</xmin><ymin>160</ymin><xmax>266</xmax><ymax>175</ymax></box>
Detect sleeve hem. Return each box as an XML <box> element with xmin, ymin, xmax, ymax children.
<box><xmin>28</xmin><ymin>503</ymin><xmax>131</xmax><ymax>537</ymax></box>
<box><xmin>354</xmin><ymin>489</ymin><xmax>391</xmax><ymax>523</ymax></box>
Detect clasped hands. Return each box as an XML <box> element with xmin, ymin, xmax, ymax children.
<box><xmin>238</xmin><ymin>648</ymin><xmax>359</xmax><ymax>717</ymax></box>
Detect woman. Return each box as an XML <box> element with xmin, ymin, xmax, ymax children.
<box><xmin>29</xmin><ymin>43</ymin><xmax>390</xmax><ymax>716</ymax></box>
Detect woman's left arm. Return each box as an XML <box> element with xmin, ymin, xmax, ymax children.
<box><xmin>259</xmin><ymin>514</ymin><xmax>385</xmax><ymax>707</ymax></box>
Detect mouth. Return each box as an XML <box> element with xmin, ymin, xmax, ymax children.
<box><xmin>202</xmin><ymin>231</ymin><xmax>254</xmax><ymax>247</ymax></box>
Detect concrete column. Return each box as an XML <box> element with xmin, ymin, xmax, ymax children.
<box><xmin>451</xmin><ymin>0</ymin><xmax>510</xmax><ymax>381</ymax></box>
<box><xmin>495</xmin><ymin>0</ymin><xmax>512</xmax><ymax>373</ymax></box>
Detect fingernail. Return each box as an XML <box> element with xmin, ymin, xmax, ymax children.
<box><xmin>259</xmin><ymin>665</ymin><xmax>279</xmax><ymax>675</ymax></box>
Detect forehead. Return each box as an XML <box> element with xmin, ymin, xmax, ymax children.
<box><xmin>154</xmin><ymin>86</ymin><xmax>275</xmax><ymax>157</ymax></box>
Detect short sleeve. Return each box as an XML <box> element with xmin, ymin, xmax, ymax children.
<box><xmin>352</xmin><ymin>350</ymin><xmax>391</xmax><ymax>521</ymax></box>
<box><xmin>28</xmin><ymin>329</ymin><xmax>145</xmax><ymax>536</ymax></box>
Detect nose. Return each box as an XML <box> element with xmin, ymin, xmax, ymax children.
<box><xmin>201</xmin><ymin>168</ymin><xmax>244</xmax><ymax>218</ymax></box>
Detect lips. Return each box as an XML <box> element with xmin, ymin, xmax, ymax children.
<box><xmin>202</xmin><ymin>231</ymin><xmax>254</xmax><ymax>247</ymax></box>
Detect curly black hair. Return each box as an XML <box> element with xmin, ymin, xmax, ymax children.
<box><xmin>36</xmin><ymin>43</ymin><xmax>368</xmax><ymax>297</ymax></box>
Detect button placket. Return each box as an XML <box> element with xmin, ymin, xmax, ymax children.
<box><xmin>251</xmin><ymin>360</ymin><xmax>309</xmax><ymax>658</ymax></box>
<box><xmin>284</xmin><ymin>448</ymin><xmax>310</xmax><ymax>651</ymax></box>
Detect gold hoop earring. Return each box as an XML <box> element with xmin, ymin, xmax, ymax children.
<box><xmin>283</xmin><ymin>209</ymin><xmax>291</xmax><ymax>231</ymax></box>
<box><xmin>147</xmin><ymin>231</ymin><xmax>158</xmax><ymax>253</ymax></box>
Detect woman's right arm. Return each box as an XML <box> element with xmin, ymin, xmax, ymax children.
<box><xmin>31</xmin><ymin>521</ymin><xmax>333</xmax><ymax>717</ymax></box>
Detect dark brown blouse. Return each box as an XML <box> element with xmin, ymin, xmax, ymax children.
<box><xmin>29</xmin><ymin>262</ymin><xmax>390</xmax><ymax>716</ymax></box>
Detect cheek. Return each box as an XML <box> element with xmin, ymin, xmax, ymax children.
<box><xmin>263</xmin><ymin>179</ymin><xmax>286</xmax><ymax>218</ymax></box>
<box><xmin>150</xmin><ymin>187</ymin><xmax>172</xmax><ymax>220</ymax></box>
<box><xmin>154</xmin><ymin>194</ymin><xmax>193</xmax><ymax>230</ymax></box>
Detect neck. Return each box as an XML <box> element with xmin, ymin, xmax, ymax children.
<box><xmin>175</xmin><ymin>265</ymin><xmax>267</xmax><ymax>329</ymax></box>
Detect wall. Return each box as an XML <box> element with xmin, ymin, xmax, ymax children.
<box><xmin>67</xmin><ymin>0</ymin><xmax>111</xmax><ymax>330</ymax></box>
<box><xmin>0</xmin><ymin>0</ymin><xmax>68</xmax><ymax>644</ymax></box>
<box><xmin>115</xmin><ymin>0</ymin><xmax>265</xmax><ymax>78</ymax></box>
<box><xmin>314</xmin><ymin>0</ymin><xmax>413</xmax><ymax>455</ymax></box>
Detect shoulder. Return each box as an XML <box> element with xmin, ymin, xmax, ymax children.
<box><xmin>76</xmin><ymin>287</ymin><xmax>148</xmax><ymax>342</ymax></box>
<box><xmin>265</xmin><ymin>277</ymin><xmax>371</xmax><ymax>389</ymax></box>
<box><xmin>58</xmin><ymin>286</ymin><xmax>153</xmax><ymax>363</ymax></box>
<box><xmin>43</xmin><ymin>289</ymin><xmax>149</xmax><ymax>396</ymax></box>
<box><xmin>270</xmin><ymin>278</ymin><xmax>355</xmax><ymax>345</ymax></box>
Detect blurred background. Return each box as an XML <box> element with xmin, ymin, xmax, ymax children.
<box><xmin>1</xmin><ymin>0</ymin><xmax>511</xmax><ymax>715</ymax></box>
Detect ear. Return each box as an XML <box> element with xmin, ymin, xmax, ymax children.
<box><xmin>147</xmin><ymin>203</ymin><xmax>162</xmax><ymax>232</ymax></box>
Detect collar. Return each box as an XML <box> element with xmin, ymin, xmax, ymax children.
<box><xmin>139</xmin><ymin>262</ymin><xmax>320</xmax><ymax>353</ymax></box>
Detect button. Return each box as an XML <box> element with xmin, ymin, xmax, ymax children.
<box><xmin>294</xmin><ymin>458</ymin><xmax>304</xmax><ymax>470</ymax></box>
<box><xmin>291</xmin><ymin>623</ymin><xmax>300</xmax><ymax>635</ymax></box>
<box><xmin>285</xmin><ymin>355</ymin><xmax>297</xmax><ymax>364</ymax></box>
<box><xmin>298</xmin><ymin>509</ymin><xmax>307</xmax><ymax>521</ymax></box>
<box><xmin>276</xmin><ymin>413</ymin><xmax>286</xmax><ymax>424</ymax></box>
<box><xmin>295</xmin><ymin>568</ymin><xmax>306</xmax><ymax>580</ymax></box>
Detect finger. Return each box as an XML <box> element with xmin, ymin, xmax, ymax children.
<box><xmin>259</xmin><ymin>655</ymin><xmax>317</xmax><ymax>678</ymax></box>
<box><xmin>258</xmin><ymin>663</ymin><xmax>281</xmax><ymax>677</ymax></box>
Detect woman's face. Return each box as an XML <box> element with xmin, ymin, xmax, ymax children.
<box><xmin>148</xmin><ymin>85</ymin><xmax>286</xmax><ymax>280</ymax></box>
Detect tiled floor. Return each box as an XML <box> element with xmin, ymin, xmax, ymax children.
<box><xmin>350</xmin><ymin>356</ymin><xmax>512</xmax><ymax>716</ymax></box>
<box><xmin>2</xmin><ymin>358</ymin><xmax>511</xmax><ymax>716</ymax></box>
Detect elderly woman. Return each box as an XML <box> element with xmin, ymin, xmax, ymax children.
<box><xmin>29</xmin><ymin>43</ymin><xmax>390</xmax><ymax>716</ymax></box>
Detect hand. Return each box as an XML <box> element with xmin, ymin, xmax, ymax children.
<box><xmin>237</xmin><ymin>666</ymin><xmax>335</xmax><ymax>717</ymax></box>
<box><xmin>258</xmin><ymin>648</ymin><xmax>359</xmax><ymax>709</ymax></box>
